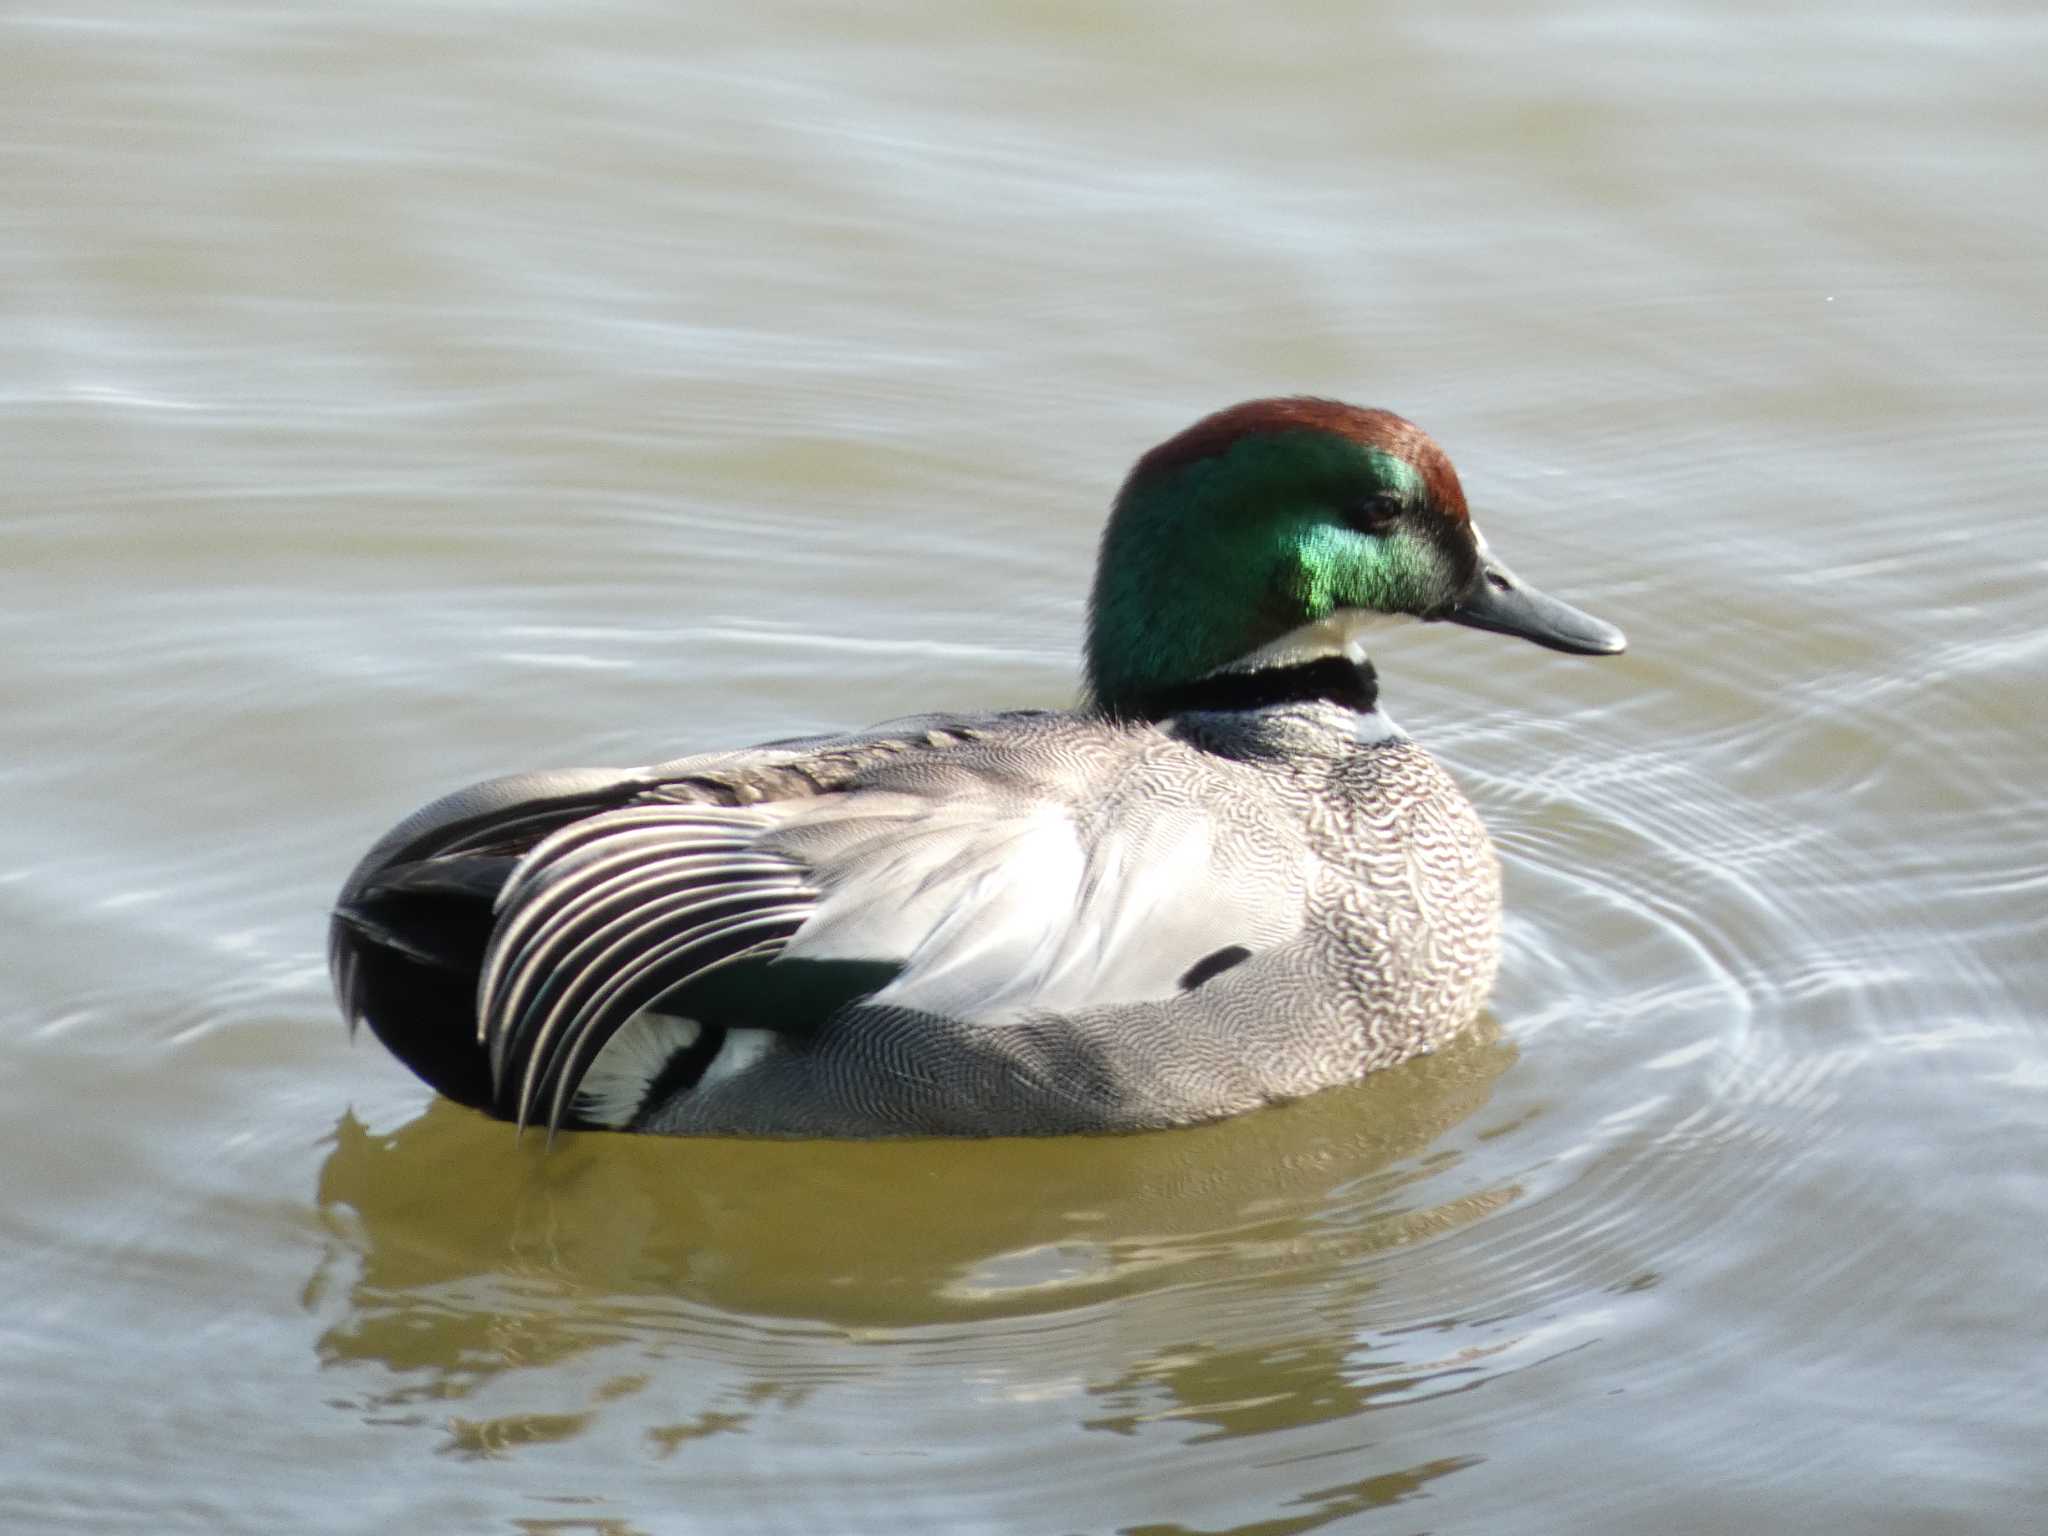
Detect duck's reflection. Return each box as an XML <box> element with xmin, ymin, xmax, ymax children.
<box><xmin>309</xmin><ymin>1022</ymin><xmax>1517</xmax><ymax>1493</ymax></box>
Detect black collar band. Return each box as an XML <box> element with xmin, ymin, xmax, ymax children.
<box><xmin>1134</xmin><ymin>654</ymin><xmax>1380</xmax><ymax>720</ymax></box>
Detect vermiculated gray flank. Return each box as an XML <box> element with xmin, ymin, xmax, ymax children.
<box><xmin>331</xmin><ymin>397</ymin><xmax>1625</xmax><ymax>1137</ymax></box>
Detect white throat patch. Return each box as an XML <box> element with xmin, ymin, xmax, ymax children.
<box><xmin>1352</xmin><ymin>707</ymin><xmax>1404</xmax><ymax>745</ymax></box>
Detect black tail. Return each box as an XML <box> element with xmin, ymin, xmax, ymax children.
<box><xmin>329</xmin><ymin>766</ymin><xmax>654</xmax><ymax>1116</ymax></box>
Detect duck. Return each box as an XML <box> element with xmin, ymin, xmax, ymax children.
<box><xmin>330</xmin><ymin>396</ymin><xmax>1625</xmax><ymax>1139</ymax></box>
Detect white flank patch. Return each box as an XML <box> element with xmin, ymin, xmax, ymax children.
<box><xmin>575</xmin><ymin>1011</ymin><xmax>702</xmax><ymax>1128</ymax></box>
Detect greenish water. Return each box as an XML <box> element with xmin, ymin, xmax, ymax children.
<box><xmin>3</xmin><ymin>3</ymin><xmax>2044</xmax><ymax>1532</ymax></box>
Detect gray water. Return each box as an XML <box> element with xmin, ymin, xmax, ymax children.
<box><xmin>4</xmin><ymin>3</ymin><xmax>2044</xmax><ymax>1532</ymax></box>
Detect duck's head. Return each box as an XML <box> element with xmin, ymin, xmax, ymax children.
<box><xmin>1084</xmin><ymin>397</ymin><xmax>1626</xmax><ymax>720</ymax></box>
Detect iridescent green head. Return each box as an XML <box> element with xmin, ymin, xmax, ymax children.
<box><xmin>1083</xmin><ymin>397</ymin><xmax>1625</xmax><ymax>719</ymax></box>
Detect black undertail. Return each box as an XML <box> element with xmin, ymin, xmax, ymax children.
<box><xmin>332</xmin><ymin>854</ymin><xmax>516</xmax><ymax>1113</ymax></box>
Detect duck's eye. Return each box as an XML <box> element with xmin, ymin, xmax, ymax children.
<box><xmin>1343</xmin><ymin>493</ymin><xmax>1405</xmax><ymax>537</ymax></box>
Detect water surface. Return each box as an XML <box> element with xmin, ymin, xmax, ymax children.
<box><xmin>4</xmin><ymin>2</ymin><xmax>2044</xmax><ymax>1532</ymax></box>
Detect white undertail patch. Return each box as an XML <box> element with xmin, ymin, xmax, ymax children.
<box><xmin>575</xmin><ymin>1011</ymin><xmax>702</xmax><ymax>1128</ymax></box>
<box><xmin>698</xmin><ymin>1027</ymin><xmax>775</xmax><ymax>1090</ymax></box>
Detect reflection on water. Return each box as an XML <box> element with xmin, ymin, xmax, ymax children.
<box><xmin>311</xmin><ymin>1029</ymin><xmax>1514</xmax><ymax>1469</ymax></box>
